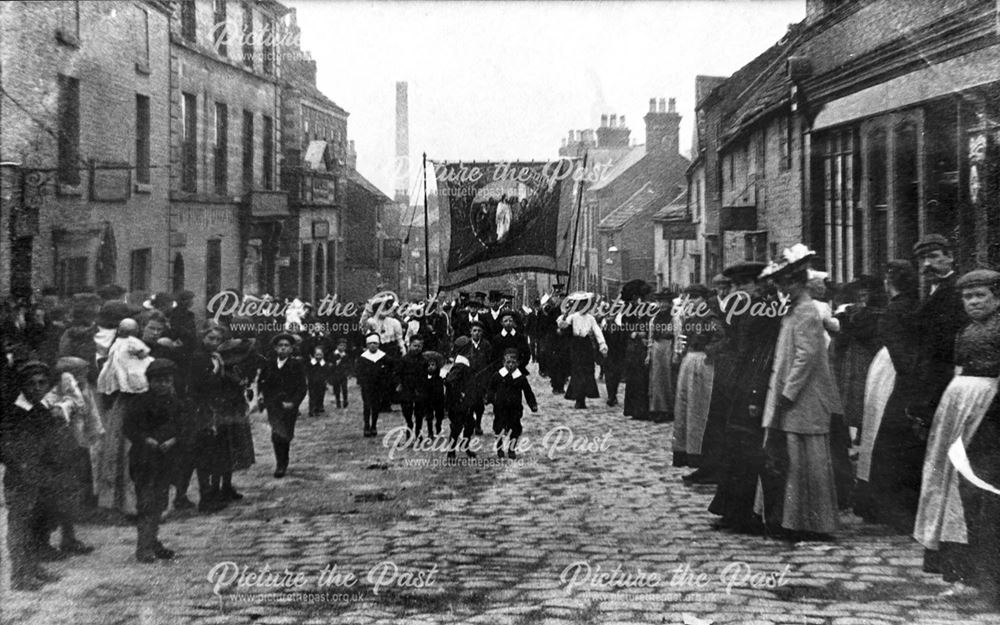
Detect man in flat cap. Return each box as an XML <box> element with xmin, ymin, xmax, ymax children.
<box><xmin>909</xmin><ymin>235</ymin><xmax>968</xmax><ymax>432</ymax></box>
<box><xmin>257</xmin><ymin>333</ymin><xmax>308</xmax><ymax>477</ymax></box>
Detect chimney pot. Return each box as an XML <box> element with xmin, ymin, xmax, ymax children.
<box><xmin>568</xmin><ymin>130</ymin><xmax>575</xmax><ymax>142</ymax></box>
<box><xmin>649</xmin><ymin>98</ymin><xmax>656</xmax><ymax>112</ymax></box>
<box><xmin>619</xmin><ymin>115</ymin><xmax>626</xmax><ymax>128</ymax></box>
<box><xmin>658</xmin><ymin>98</ymin><xmax>666</xmax><ymax>113</ymax></box>
<box><xmin>600</xmin><ymin>114</ymin><xmax>608</xmax><ymax>128</ymax></box>
<box><xmin>668</xmin><ymin>98</ymin><xmax>676</xmax><ymax>113</ymax></box>
<box><xmin>609</xmin><ymin>114</ymin><xmax>617</xmax><ymax>128</ymax></box>
<box><xmin>576</xmin><ymin>130</ymin><xmax>582</xmax><ymax>142</ymax></box>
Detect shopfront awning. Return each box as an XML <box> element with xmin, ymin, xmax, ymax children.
<box><xmin>812</xmin><ymin>44</ymin><xmax>1000</xmax><ymax>131</ymax></box>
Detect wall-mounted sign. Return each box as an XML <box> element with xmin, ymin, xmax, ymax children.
<box><xmin>312</xmin><ymin>220</ymin><xmax>330</xmax><ymax>239</ymax></box>
<box><xmin>90</xmin><ymin>163</ymin><xmax>131</xmax><ymax>202</ymax></box>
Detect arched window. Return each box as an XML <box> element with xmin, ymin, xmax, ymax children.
<box><xmin>314</xmin><ymin>243</ymin><xmax>325</xmax><ymax>301</ymax></box>
<box><xmin>172</xmin><ymin>252</ymin><xmax>186</xmax><ymax>293</ymax></box>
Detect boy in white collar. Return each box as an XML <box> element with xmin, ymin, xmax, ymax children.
<box><xmin>356</xmin><ymin>332</ymin><xmax>389</xmax><ymax>437</ymax></box>
<box><xmin>485</xmin><ymin>348</ymin><xmax>538</xmax><ymax>459</ymax></box>
<box><xmin>306</xmin><ymin>345</ymin><xmax>332</xmax><ymax>417</ymax></box>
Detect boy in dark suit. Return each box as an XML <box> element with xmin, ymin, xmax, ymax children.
<box><xmin>2</xmin><ymin>361</ymin><xmax>61</xmax><ymax>590</ymax></box>
<box><xmin>491</xmin><ymin>310</ymin><xmax>530</xmax><ymax>373</ymax></box>
<box><xmin>485</xmin><ymin>348</ymin><xmax>538</xmax><ymax>459</ymax></box>
<box><xmin>445</xmin><ymin>337</ymin><xmax>477</xmax><ymax>460</ymax></box>
<box><xmin>356</xmin><ymin>332</ymin><xmax>390</xmax><ymax>437</ymax></box>
<box><xmin>257</xmin><ymin>333</ymin><xmax>307</xmax><ymax>477</ymax></box>
<box><xmin>459</xmin><ymin>321</ymin><xmax>492</xmax><ymax>435</ymax></box>
<box><xmin>123</xmin><ymin>358</ymin><xmax>179</xmax><ymax>563</ymax></box>
<box><xmin>416</xmin><ymin>351</ymin><xmax>446</xmax><ymax>438</ymax></box>
<box><xmin>306</xmin><ymin>345</ymin><xmax>333</xmax><ymax>417</ymax></box>
<box><xmin>330</xmin><ymin>338</ymin><xmax>350</xmax><ymax>408</ymax></box>
<box><xmin>396</xmin><ymin>335</ymin><xmax>426</xmax><ymax>438</ymax></box>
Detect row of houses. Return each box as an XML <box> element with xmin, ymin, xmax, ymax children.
<box><xmin>562</xmin><ymin>0</ymin><xmax>999</xmax><ymax>299</ymax></box>
<box><xmin>0</xmin><ymin>0</ymin><xmax>399</xmax><ymax>315</ymax></box>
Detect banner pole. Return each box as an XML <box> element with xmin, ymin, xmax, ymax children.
<box><xmin>423</xmin><ymin>152</ymin><xmax>431</xmax><ymax>300</ymax></box>
<box><xmin>566</xmin><ymin>150</ymin><xmax>588</xmax><ymax>291</ymax></box>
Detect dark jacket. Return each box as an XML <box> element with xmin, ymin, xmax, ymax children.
<box><xmin>355</xmin><ymin>351</ymin><xmax>391</xmax><ymax>391</ymax></box>
<box><xmin>1</xmin><ymin>396</ymin><xmax>55</xmax><ymax>490</ymax></box>
<box><xmin>491</xmin><ymin>329</ymin><xmax>530</xmax><ymax>371</ymax></box>
<box><xmin>258</xmin><ymin>357</ymin><xmax>308</xmax><ymax>409</ymax></box>
<box><xmin>445</xmin><ymin>361</ymin><xmax>474</xmax><ymax>414</ymax></box>
<box><xmin>485</xmin><ymin>367</ymin><xmax>537</xmax><ymax>415</ymax></box>
<box><xmin>396</xmin><ymin>352</ymin><xmax>427</xmax><ymax>402</ymax></box>
<box><xmin>306</xmin><ymin>358</ymin><xmax>334</xmax><ymax>386</ymax></box>
<box><xmin>123</xmin><ymin>390</ymin><xmax>181</xmax><ymax>479</ymax></box>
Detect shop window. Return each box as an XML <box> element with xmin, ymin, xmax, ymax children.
<box><xmin>130</xmin><ymin>248</ymin><xmax>151</xmax><ymax>293</ymax></box>
<box><xmin>867</xmin><ymin>128</ymin><xmax>888</xmax><ymax>277</ymax></box>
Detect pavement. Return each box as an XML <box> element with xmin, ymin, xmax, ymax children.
<box><xmin>3</xmin><ymin>363</ymin><xmax>999</xmax><ymax>625</ymax></box>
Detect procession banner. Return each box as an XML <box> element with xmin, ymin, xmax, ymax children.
<box><xmin>434</xmin><ymin>160</ymin><xmax>574</xmax><ymax>289</ymax></box>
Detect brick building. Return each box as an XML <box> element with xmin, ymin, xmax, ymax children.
<box><xmin>590</xmin><ymin>99</ymin><xmax>689</xmax><ymax>298</ymax></box>
<box><xmin>277</xmin><ymin>8</ymin><xmax>349</xmax><ymax>305</ymax></box>
<box><xmin>1</xmin><ymin>0</ymin><xmax>173</xmax><ymax>300</ymax></box>
<box><xmin>663</xmin><ymin>0</ymin><xmax>1000</xmax><ymax>290</ymax></box>
<box><xmin>167</xmin><ymin>0</ymin><xmax>289</xmax><ymax>312</ymax></box>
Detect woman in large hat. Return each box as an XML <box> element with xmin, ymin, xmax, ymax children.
<box><xmin>757</xmin><ymin>245</ymin><xmax>842</xmax><ymax>537</ymax></box>
<box><xmin>558</xmin><ymin>292</ymin><xmax>608</xmax><ymax>409</ymax></box>
<box><xmin>914</xmin><ymin>268</ymin><xmax>1000</xmax><ymax>598</ymax></box>
<box><xmin>620</xmin><ymin>280</ymin><xmax>653</xmax><ymax>419</ymax></box>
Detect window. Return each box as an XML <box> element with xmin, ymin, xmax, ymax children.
<box><xmin>744</xmin><ymin>231</ymin><xmax>768</xmax><ymax>262</ymax></box>
<box><xmin>58</xmin><ymin>257</ymin><xmax>88</xmax><ymax>295</ymax></box>
<box><xmin>262</xmin><ymin>16</ymin><xmax>275</xmax><ymax>75</ymax></box>
<box><xmin>213</xmin><ymin>0</ymin><xmax>228</xmax><ymax>56</ymax></box>
<box><xmin>205</xmin><ymin>239</ymin><xmax>222</xmax><ymax>301</ymax></box>
<box><xmin>868</xmin><ymin>128</ymin><xmax>888</xmax><ymax>277</ymax></box>
<box><xmin>134</xmin><ymin>5</ymin><xmax>149</xmax><ymax>65</ymax></box>
<box><xmin>778</xmin><ymin>116</ymin><xmax>792</xmax><ymax>171</ymax></box>
<box><xmin>300</xmin><ymin>243</ymin><xmax>313</xmax><ymax>301</ymax></box>
<box><xmin>756</xmin><ymin>127</ymin><xmax>766</xmax><ymax>178</ymax></box>
<box><xmin>135</xmin><ymin>94</ymin><xmax>150</xmax><ymax>184</ymax></box>
<box><xmin>894</xmin><ymin>123</ymin><xmax>920</xmax><ymax>262</ymax></box>
<box><xmin>57</xmin><ymin>75</ymin><xmax>80</xmax><ymax>186</ymax></box>
<box><xmin>181</xmin><ymin>0</ymin><xmax>196</xmax><ymax>43</ymax></box>
<box><xmin>242</xmin><ymin>110</ymin><xmax>254</xmax><ymax>191</ymax></box>
<box><xmin>130</xmin><ymin>248</ymin><xmax>152</xmax><ymax>293</ymax></box>
<box><xmin>262</xmin><ymin>114</ymin><xmax>274</xmax><ymax>190</ymax></box>
<box><xmin>57</xmin><ymin>0</ymin><xmax>80</xmax><ymax>46</ymax></box>
<box><xmin>241</xmin><ymin>2</ymin><xmax>254</xmax><ymax>67</ymax></box>
<box><xmin>819</xmin><ymin>128</ymin><xmax>861</xmax><ymax>283</ymax></box>
<box><xmin>214</xmin><ymin>102</ymin><xmax>228</xmax><ymax>195</ymax></box>
<box><xmin>181</xmin><ymin>92</ymin><xmax>197</xmax><ymax>192</ymax></box>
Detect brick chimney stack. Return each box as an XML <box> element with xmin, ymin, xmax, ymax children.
<box><xmin>645</xmin><ymin>96</ymin><xmax>681</xmax><ymax>156</ymax></box>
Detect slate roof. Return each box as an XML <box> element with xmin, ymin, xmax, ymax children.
<box><xmin>652</xmin><ymin>189</ymin><xmax>690</xmax><ymax>222</ymax></box>
<box><xmin>598</xmin><ymin>181</ymin><xmax>668</xmax><ymax>231</ymax></box>
<box><xmin>588</xmin><ymin>145</ymin><xmax>646</xmax><ymax>192</ymax></box>
<box><xmin>345</xmin><ymin>169</ymin><xmax>392</xmax><ymax>203</ymax></box>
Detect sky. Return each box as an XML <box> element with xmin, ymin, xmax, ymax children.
<box><xmin>284</xmin><ymin>0</ymin><xmax>806</xmax><ymax>199</ymax></box>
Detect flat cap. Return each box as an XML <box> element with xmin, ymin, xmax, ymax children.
<box><xmin>912</xmin><ymin>234</ymin><xmax>951</xmax><ymax>257</ymax></box>
<box><xmin>956</xmin><ymin>268</ymin><xmax>1000</xmax><ymax>290</ymax></box>
<box><xmin>145</xmin><ymin>358</ymin><xmax>176</xmax><ymax>378</ymax></box>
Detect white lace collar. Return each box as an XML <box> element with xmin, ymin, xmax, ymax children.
<box><xmin>360</xmin><ymin>350</ymin><xmax>386</xmax><ymax>363</ymax></box>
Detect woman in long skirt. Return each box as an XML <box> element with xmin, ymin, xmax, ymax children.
<box><xmin>620</xmin><ymin>281</ymin><xmax>652</xmax><ymax>420</ymax></box>
<box><xmin>648</xmin><ymin>290</ymin><xmax>676</xmax><ymax>422</ymax></box>
<box><xmin>913</xmin><ymin>269</ymin><xmax>1000</xmax><ymax>595</ymax></box>
<box><xmin>214</xmin><ymin>338</ymin><xmax>259</xmax><ymax>501</ymax></box>
<box><xmin>914</xmin><ymin>269</ymin><xmax>1000</xmax><ymax>598</ymax></box>
<box><xmin>559</xmin><ymin>293</ymin><xmax>608</xmax><ymax>409</ymax></box>
<box><xmin>672</xmin><ymin>285</ymin><xmax>719</xmax><ymax>467</ymax></box>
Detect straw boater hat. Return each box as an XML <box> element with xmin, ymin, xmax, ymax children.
<box><xmin>270</xmin><ymin>332</ymin><xmax>297</xmax><ymax>347</ymax></box>
<box><xmin>759</xmin><ymin>244</ymin><xmax>817</xmax><ymax>281</ymax></box>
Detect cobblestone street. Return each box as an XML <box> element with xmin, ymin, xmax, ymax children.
<box><xmin>5</xmin><ymin>367</ymin><xmax>999</xmax><ymax>625</ymax></box>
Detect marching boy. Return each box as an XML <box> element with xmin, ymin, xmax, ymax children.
<box><xmin>306</xmin><ymin>345</ymin><xmax>333</xmax><ymax>417</ymax></box>
<box><xmin>444</xmin><ymin>337</ymin><xmax>477</xmax><ymax>460</ymax></box>
<box><xmin>122</xmin><ymin>358</ymin><xmax>179</xmax><ymax>563</ymax></box>
<box><xmin>329</xmin><ymin>338</ymin><xmax>350</xmax><ymax>408</ymax></box>
<box><xmin>396</xmin><ymin>335</ymin><xmax>426</xmax><ymax>438</ymax></box>
<box><xmin>416</xmin><ymin>351</ymin><xmax>446</xmax><ymax>438</ymax></box>
<box><xmin>356</xmin><ymin>332</ymin><xmax>390</xmax><ymax>437</ymax></box>
<box><xmin>485</xmin><ymin>348</ymin><xmax>538</xmax><ymax>459</ymax></box>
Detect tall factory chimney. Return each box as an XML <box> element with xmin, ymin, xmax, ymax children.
<box><xmin>395</xmin><ymin>81</ymin><xmax>409</xmax><ymax>205</ymax></box>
